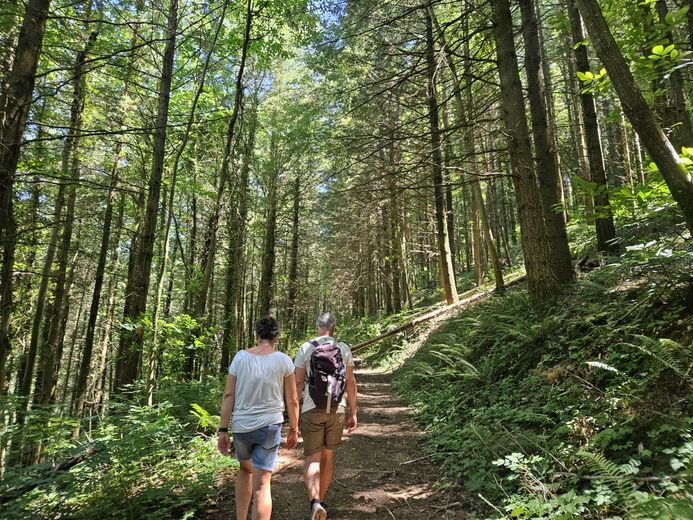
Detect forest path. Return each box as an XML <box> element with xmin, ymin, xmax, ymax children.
<box><xmin>205</xmin><ymin>366</ymin><xmax>466</xmax><ymax>519</ymax></box>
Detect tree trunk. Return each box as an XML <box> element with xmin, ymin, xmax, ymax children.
<box><xmin>389</xmin><ymin>177</ymin><xmax>402</xmax><ymax>312</ymax></box>
<box><xmin>92</xmin><ymin>193</ymin><xmax>124</xmax><ymax>418</ymax></box>
<box><xmin>491</xmin><ymin>0</ymin><xmax>556</xmax><ymax>303</ymax></box>
<box><xmin>433</xmin><ymin>4</ymin><xmax>503</xmax><ymax>290</ymax></box>
<box><xmin>653</xmin><ymin>0</ymin><xmax>693</xmax><ymax>149</ymax></box>
<box><xmin>564</xmin><ymin>36</ymin><xmax>594</xmax><ymax>218</ymax></box>
<box><xmin>33</xmin><ymin>19</ymin><xmax>99</xmax><ymax>407</ymax></box>
<box><xmin>221</xmin><ymin>96</ymin><xmax>256</xmax><ymax>370</ymax></box>
<box><xmin>576</xmin><ymin>0</ymin><xmax>693</xmax><ymax>235</ymax></box>
<box><xmin>256</xmin><ymin>158</ymin><xmax>279</xmax><ymax>317</ymax></box>
<box><xmin>0</xmin><ymin>0</ymin><xmax>52</xmax><ymax>394</ymax></box>
<box><xmin>194</xmin><ymin>0</ymin><xmax>252</xmax><ymax>321</ymax></box>
<box><xmin>286</xmin><ymin>175</ymin><xmax>301</xmax><ymax>337</ymax></box>
<box><xmin>148</xmin><ymin>0</ymin><xmax>229</xmax><ymax>394</ymax></box>
<box><xmin>381</xmin><ymin>202</ymin><xmax>394</xmax><ymax>314</ymax></box>
<box><xmin>519</xmin><ymin>0</ymin><xmax>573</xmax><ymax>282</ymax></box>
<box><xmin>567</xmin><ymin>0</ymin><xmax>618</xmax><ymax>252</ymax></box>
<box><xmin>72</xmin><ymin>147</ymin><xmax>118</xmax><ymax>428</ymax></box>
<box><xmin>425</xmin><ymin>7</ymin><xmax>457</xmax><ymax>304</ymax></box>
<box><xmin>115</xmin><ymin>0</ymin><xmax>178</xmax><ymax>391</ymax></box>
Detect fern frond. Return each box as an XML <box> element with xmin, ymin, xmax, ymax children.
<box><xmin>625</xmin><ymin>335</ymin><xmax>692</xmax><ymax>385</ymax></box>
<box><xmin>577</xmin><ymin>450</ymin><xmax>638</xmax><ymax>510</ymax></box>
<box><xmin>586</xmin><ymin>361</ymin><xmax>620</xmax><ymax>373</ymax></box>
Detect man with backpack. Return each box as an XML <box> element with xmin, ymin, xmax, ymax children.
<box><xmin>294</xmin><ymin>312</ymin><xmax>358</xmax><ymax>520</ymax></box>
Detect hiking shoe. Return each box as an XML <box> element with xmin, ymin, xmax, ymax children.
<box><xmin>310</xmin><ymin>501</ymin><xmax>327</xmax><ymax>520</ymax></box>
<box><xmin>321</xmin><ymin>502</ymin><xmax>332</xmax><ymax>518</ymax></box>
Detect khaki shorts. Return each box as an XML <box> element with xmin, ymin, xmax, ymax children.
<box><xmin>301</xmin><ymin>409</ymin><xmax>346</xmax><ymax>456</ymax></box>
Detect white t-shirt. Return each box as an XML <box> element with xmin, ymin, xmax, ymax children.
<box><xmin>293</xmin><ymin>336</ymin><xmax>354</xmax><ymax>413</ymax></box>
<box><xmin>229</xmin><ymin>349</ymin><xmax>295</xmax><ymax>433</ymax></box>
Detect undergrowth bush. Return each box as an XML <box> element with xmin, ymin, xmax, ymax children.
<box><xmin>388</xmin><ymin>250</ymin><xmax>692</xmax><ymax>518</ymax></box>
<box><xmin>0</xmin><ymin>378</ymin><xmax>233</xmax><ymax>519</ymax></box>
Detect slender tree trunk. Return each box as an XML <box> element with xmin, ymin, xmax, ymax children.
<box><xmin>633</xmin><ymin>131</ymin><xmax>645</xmax><ymax>185</ymax></box>
<box><xmin>257</xmin><ymin>159</ymin><xmax>278</xmax><ymax>317</ymax></box>
<box><xmin>381</xmin><ymin>201</ymin><xmax>394</xmax><ymax>314</ymax></box>
<box><xmin>389</xmin><ymin>178</ymin><xmax>402</xmax><ymax>312</ymax></box>
<box><xmin>433</xmin><ymin>4</ymin><xmax>503</xmax><ymax>289</ymax></box>
<box><xmin>440</xmin><ymin>94</ymin><xmax>456</xmax><ymax>275</ymax></box>
<box><xmin>0</xmin><ymin>0</ymin><xmax>52</xmax><ymax>394</ymax></box>
<box><xmin>564</xmin><ymin>37</ymin><xmax>594</xmax><ymax>218</ymax></box>
<box><xmin>286</xmin><ymin>175</ymin><xmax>301</xmax><ymax>337</ymax></box>
<box><xmin>576</xmin><ymin>0</ymin><xmax>693</xmax><ymax>234</ymax></box>
<box><xmin>536</xmin><ymin>0</ymin><xmax>568</xmax><ymax>222</ymax></box>
<box><xmin>115</xmin><ymin>0</ymin><xmax>178</xmax><ymax>390</ymax></box>
<box><xmin>491</xmin><ymin>0</ymin><xmax>556</xmax><ymax>303</ymax></box>
<box><xmin>654</xmin><ymin>0</ymin><xmax>693</xmax><ymax>149</ymax></box>
<box><xmin>567</xmin><ymin>0</ymin><xmax>617</xmax><ymax>252</ymax></box>
<box><xmin>425</xmin><ymin>7</ymin><xmax>457</xmax><ymax>304</ymax></box>
<box><xmin>221</xmin><ymin>97</ymin><xmax>255</xmax><ymax>369</ymax></box>
<box><xmin>520</xmin><ymin>0</ymin><xmax>573</xmax><ymax>282</ymax></box>
<box><xmin>194</xmin><ymin>0</ymin><xmax>253</xmax><ymax>321</ymax></box>
<box><xmin>72</xmin><ymin>151</ymin><xmax>117</xmax><ymax>427</ymax></box>
<box><xmin>92</xmin><ymin>194</ymin><xmax>124</xmax><ymax>417</ymax></box>
<box><xmin>33</xmin><ymin>22</ymin><xmax>99</xmax><ymax>406</ymax></box>
<box><xmin>148</xmin><ymin>0</ymin><xmax>229</xmax><ymax>395</ymax></box>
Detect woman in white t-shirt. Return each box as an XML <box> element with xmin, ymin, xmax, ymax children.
<box><xmin>218</xmin><ymin>316</ymin><xmax>299</xmax><ymax>520</ymax></box>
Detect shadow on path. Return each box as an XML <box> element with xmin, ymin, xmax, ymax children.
<box><xmin>205</xmin><ymin>367</ymin><xmax>466</xmax><ymax>519</ymax></box>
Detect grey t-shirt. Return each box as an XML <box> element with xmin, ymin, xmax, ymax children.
<box><xmin>229</xmin><ymin>349</ymin><xmax>295</xmax><ymax>433</ymax></box>
<box><xmin>293</xmin><ymin>336</ymin><xmax>354</xmax><ymax>413</ymax></box>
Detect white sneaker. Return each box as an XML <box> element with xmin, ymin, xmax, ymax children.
<box><xmin>310</xmin><ymin>502</ymin><xmax>327</xmax><ymax>520</ymax></box>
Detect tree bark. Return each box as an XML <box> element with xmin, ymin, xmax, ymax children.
<box><xmin>115</xmin><ymin>0</ymin><xmax>178</xmax><ymax>391</ymax></box>
<box><xmin>0</xmin><ymin>0</ymin><xmax>52</xmax><ymax>394</ymax></box>
<box><xmin>194</xmin><ymin>0</ymin><xmax>252</xmax><ymax>320</ymax></box>
<box><xmin>567</xmin><ymin>0</ymin><xmax>617</xmax><ymax>252</ymax></box>
<box><xmin>425</xmin><ymin>7</ymin><xmax>457</xmax><ymax>304</ymax></box>
<box><xmin>286</xmin><ymin>175</ymin><xmax>301</xmax><ymax>337</ymax></box>
<box><xmin>491</xmin><ymin>0</ymin><xmax>556</xmax><ymax>303</ymax></box>
<box><xmin>221</xmin><ymin>96</ymin><xmax>256</xmax><ymax>370</ymax></box>
<box><xmin>576</xmin><ymin>0</ymin><xmax>693</xmax><ymax>235</ymax></box>
<box><xmin>256</xmin><ymin>151</ymin><xmax>279</xmax><ymax>317</ymax></box>
<box><xmin>33</xmin><ymin>20</ymin><xmax>99</xmax><ymax>407</ymax></box>
<box><xmin>519</xmin><ymin>0</ymin><xmax>573</xmax><ymax>282</ymax></box>
<box><xmin>148</xmin><ymin>0</ymin><xmax>229</xmax><ymax>394</ymax></box>
<box><xmin>653</xmin><ymin>0</ymin><xmax>693</xmax><ymax>149</ymax></box>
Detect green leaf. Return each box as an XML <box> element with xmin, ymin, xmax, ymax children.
<box><xmin>652</xmin><ymin>44</ymin><xmax>664</xmax><ymax>55</ymax></box>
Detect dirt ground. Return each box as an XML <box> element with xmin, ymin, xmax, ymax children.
<box><xmin>204</xmin><ymin>366</ymin><xmax>467</xmax><ymax>519</ymax></box>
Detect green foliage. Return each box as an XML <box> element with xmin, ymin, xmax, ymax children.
<box><xmin>1</xmin><ymin>385</ymin><xmax>233</xmax><ymax>519</ymax></box>
<box><xmin>382</xmin><ymin>250</ymin><xmax>692</xmax><ymax>517</ymax></box>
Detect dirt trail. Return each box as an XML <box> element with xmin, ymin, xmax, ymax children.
<box><xmin>205</xmin><ymin>366</ymin><xmax>466</xmax><ymax>519</ymax></box>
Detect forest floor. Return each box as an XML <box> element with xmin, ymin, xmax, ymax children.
<box><xmin>204</xmin><ymin>366</ymin><xmax>467</xmax><ymax>520</ymax></box>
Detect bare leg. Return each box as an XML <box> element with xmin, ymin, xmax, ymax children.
<box><xmin>236</xmin><ymin>460</ymin><xmax>253</xmax><ymax>520</ymax></box>
<box><xmin>319</xmin><ymin>449</ymin><xmax>335</xmax><ymax>502</ymax></box>
<box><xmin>251</xmin><ymin>468</ymin><xmax>273</xmax><ymax>520</ymax></box>
<box><xmin>304</xmin><ymin>451</ymin><xmax>322</xmax><ymax>501</ymax></box>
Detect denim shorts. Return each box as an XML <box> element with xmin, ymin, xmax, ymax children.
<box><xmin>233</xmin><ymin>423</ymin><xmax>282</xmax><ymax>471</ymax></box>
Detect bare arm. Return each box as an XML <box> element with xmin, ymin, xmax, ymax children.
<box><xmin>284</xmin><ymin>373</ymin><xmax>300</xmax><ymax>449</ymax></box>
<box><xmin>217</xmin><ymin>373</ymin><xmax>236</xmax><ymax>455</ymax></box>
<box><xmin>295</xmin><ymin>367</ymin><xmax>305</xmax><ymax>404</ymax></box>
<box><xmin>346</xmin><ymin>365</ymin><xmax>358</xmax><ymax>432</ymax></box>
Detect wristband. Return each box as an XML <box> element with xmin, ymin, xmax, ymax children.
<box><xmin>218</xmin><ymin>427</ymin><xmax>229</xmax><ymax>433</ymax></box>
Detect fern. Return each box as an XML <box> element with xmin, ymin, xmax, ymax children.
<box><xmin>625</xmin><ymin>335</ymin><xmax>692</xmax><ymax>385</ymax></box>
<box><xmin>586</xmin><ymin>361</ymin><xmax>620</xmax><ymax>373</ymax></box>
<box><xmin>577</xmin><ymin>450</ymin><xmax>638</xmax><ymax>511</ymax></box>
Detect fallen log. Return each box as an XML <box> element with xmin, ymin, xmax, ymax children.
<box><xmin>0</xmin><ymin>446</ymin><xmax>96</xmax><ymax>504</ymax></box>
<box><xmin>351</xmin><ymin>275</ymin><xmax>526</xmax><ymax>353</ymax></box>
